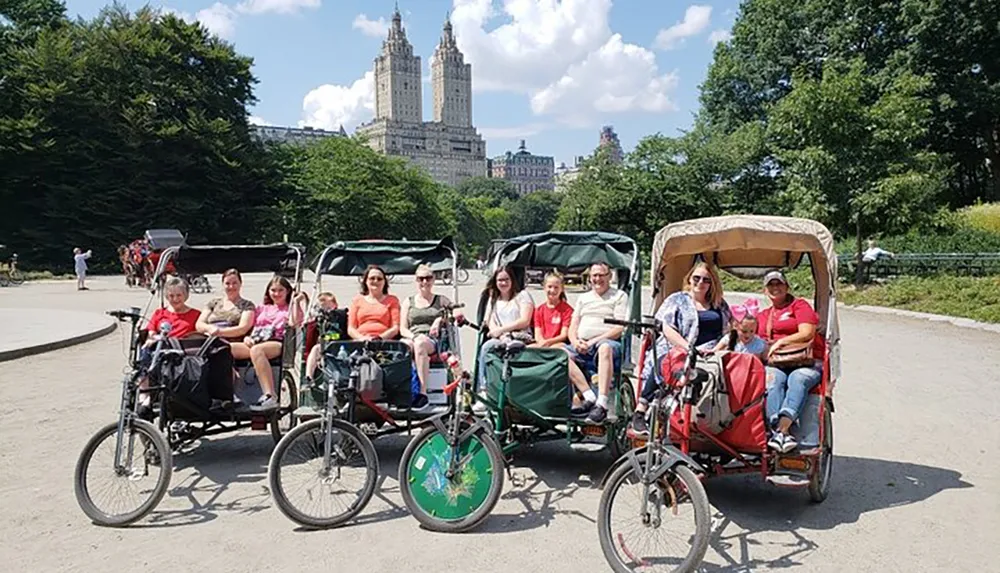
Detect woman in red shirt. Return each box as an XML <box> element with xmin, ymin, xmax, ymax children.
<box><xmin>531</xmin><ymin>271</ymin><xmax>573</xmax><ymax>347</ymax></box>
<box><xmin>348</xmin><ymin>265</ymin><xmax>401</xmax><ymax>341</ymax></box>
<box><xmin>756</xmin><ymin>270</ymin><xmax>824</xmax><ymax>454</ymax></box>
<box><xmin>136</xmin><ymin>276</ymin><xmax>202</xmax><ymax>417</ymax></box>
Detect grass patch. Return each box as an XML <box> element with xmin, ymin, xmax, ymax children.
<box><xmin>839</xmin><ymin>275</ymin><xmax>1000</xmax><ymax>323</ymax></box>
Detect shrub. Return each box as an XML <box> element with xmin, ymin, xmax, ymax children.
<box><xmin>960</xmin><ymin>202</ymin><xmax>1000</xmax><ymax>235</ymax></box>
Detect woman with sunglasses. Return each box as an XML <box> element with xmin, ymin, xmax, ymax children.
<box><xmin>400</xmin><ymin>264</ymin><xmax>457</xmax><ymax>409</ymax></box>
<box><xmin>630</xmin><ymin>262</ymin><xmax>732</xmax><ymax>436</ymax></box>
<box><xmin>347</xmin><ymin>265</ymin><xmax>401</xmax><ymax>341</ymax></box>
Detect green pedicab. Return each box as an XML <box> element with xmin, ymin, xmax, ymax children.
<box><xmin>398</xmin><ymin>231</ymin><xmax>642</xmax><ymax>533</ymax></box>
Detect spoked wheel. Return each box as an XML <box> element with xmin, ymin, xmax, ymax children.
<box><xmin>7</xmin><ymin>269</ymin><xmax>24</xmax><ymax>285</ymax></box>
<box><xmin>598</xmin><ymin>456</ymin><xmax>710</xmax><ymax>573</ymax></box>
<box><xmin>455</xmin><ymin>269</ymin><xmax>470</xmax><ymax>285</ymax></box>
<box><xmin>74</xmin><ymin>419</ymin><xmax>173</xmax><ymax>527</ymax></box>
<box><xmin>609</xmin><ymin>378</ymin><xmax>636</xmax><ymax>459</ymax></box>
<box><xmin>270</xmin><ymin>372</ymin><xmax>299</xmax><ymax>444</ymax></box>
<box><xmin>398</xmin><ymin>422</ymin><xmax>504</xmax><ymax>533</ymax></box>
<box><xmin>268</xmin><ymin>418</ymin><xmax>379</xmax><ymax>528</ymax></box>
<box><xmin>809</xmin><ymin>403</ymin><xmax>833</xmax><ymax>503</ymax></box>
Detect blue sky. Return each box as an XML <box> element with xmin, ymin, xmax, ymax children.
<box><xmin>63</xmin><ymin>0</ymin><xmax>738</xmax><ymax>166</ymax></box>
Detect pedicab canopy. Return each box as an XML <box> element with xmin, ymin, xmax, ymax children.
<box><xmin>314</xmin><ymin>238</ymin><xmax>458</xmax><ymax>276</ymax></box>
<box><xmin>153</xmin><ymin>243</ymin><xmax>304</xmax><ymax>282</ymax></box>
<box><xmin>650</xmin><ymin>215</ymin><xmax>840</xmax><ymax>383</ymax></box>
<box><xmin>484</xmin><ymin>231</ymin><xmax>643</xmax><ymax>334</ymax></box>
<box><xmin>143</xmin><ymin>229</ymin><xmax>187</xmax><ymax>251</ymax></box>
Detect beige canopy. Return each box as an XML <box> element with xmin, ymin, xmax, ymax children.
<box><xmin>650</xmin><ymin>215</ymin><xmax>841</xmax><ymax>384</ymax></box>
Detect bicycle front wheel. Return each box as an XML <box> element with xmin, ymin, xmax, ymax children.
<box><xmin>456</xmin><ymin>269</ymin><xmax>470</xmax><ymax>284</ymax></box>
<box><xmin>598</xmin><ymin>456</ymin><xmax>710</xmax><ymax>573</ymax></box>
<box><xmin>398</xmin><ymin>423</ymin><xmax>504</xmax><ymax>533</ymax></box>
<box><xmin>74</xmin><ymin>419</ymin><xmax>173</xmax><ymax>527</ymax></box>
<box><xmin>268</xmin><ymin>418</ymin><xmax>379</xmax><ymax>528</ymax></box>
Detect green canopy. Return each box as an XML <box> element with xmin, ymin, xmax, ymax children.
<box><xmin>488</xmin><ymin>232</ymin><xmax>638</xmax><ymax>271</ymax></box>
<box><xmin>314</xmin><ymin>238</ymin><xmax>458</xmax><ymax>276</ymax></box>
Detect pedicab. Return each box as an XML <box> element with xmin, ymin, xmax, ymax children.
<box><xmin>597</xmin><ymin>215</ymin><xmax>839</xmax><ymax>573</ymax></box>
<box><xmin>73</xmin><ymin>242</ymin><xmax>305</xmax><ymax>527</ymax></box>
<box><xmin>144</xmin><ymin>229</ymin><xmax>211</xmax><ymax>293</ymax></box>
<box><xmin>267</xmin><ymin>237</ymin><xmax>474</xmax><ymax>529</ymax></box>
<box><xmin>396</xmin><ymin>231</ymin><xmax>643</xmax><ymax>533</ymax></box>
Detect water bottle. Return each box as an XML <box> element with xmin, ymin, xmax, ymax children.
<box><xmin>336</xmin><ymin>345</ymin><xmax>349</xmax><ymax>362</ymax></box>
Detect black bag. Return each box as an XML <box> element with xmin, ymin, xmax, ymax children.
<box><xmin>153</xmin><ymin>337</ymin><xmax>231</xmax><ymax>412</ymax></box>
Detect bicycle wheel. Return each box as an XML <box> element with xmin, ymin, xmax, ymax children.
<box><xmin>598</xmin><ymin>457</ymin><xmax>710</xmax><ymax>573</ymax></box>
<box><xmin>8</xmin><ymin>269</ymin><xmax>23</xmax><ymax>285</ymax></box>
<box><xmin>74</xmin><ymin>419</ymin><xmax>173</xmax><ymax>527</ymax></box>
<box><xmin>268</xmin><ymin>418</ymin><xmax>379</xmax><ymax>528</ymax></box>
<box><xmin>456</xmin><ymin>269</ymin><xmax>470</xmax><ymax>284</ymax></box>
<box><xmin>398</xmin><ymin>422</ymin><xmax>504</xmax><ymax>533</ymax></box>
<box><xmin>270</xmin><ymin>371</ymin><xmax>299</xmax><ymax>444</ymax></box>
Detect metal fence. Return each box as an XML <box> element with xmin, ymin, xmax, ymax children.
<box><xmin>838</xmin><ymin>252</ymin><xmax>1000</xmax><ymax>279</ymax></box>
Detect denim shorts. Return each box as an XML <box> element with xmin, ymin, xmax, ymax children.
<box><xmin>564</xmin><ymin>339</ymin><xmax>622</xmax><ymax>378</ymax></box>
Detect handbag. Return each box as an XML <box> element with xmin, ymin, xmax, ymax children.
<box><xmin>765</xmin><ymin>305</ymin><xmax>814</xmax><ymax>369</ymax></box>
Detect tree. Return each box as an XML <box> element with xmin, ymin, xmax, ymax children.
<box><xmin>455</xmin><ymin>176</ymin><xmax>518</xmax><ymax>203</ymax></box>
<box><xmin>274</xmin><ymin>136</ymin><xmax>453</xmax><ymax>253</ymax></box>
<box><xmin>506</xmin><ymin>190</ymin><xmax>562</xmax><ymax>237</ymax></box>
<box><xmin>0</xmin><ymin>3</ymin><xmax>272</xmax><ymax>270</ymax></box>
<box><xmin>767</xmin><ymin>60</ymin><xmax>947</xmax><ymax>282</ymax></box>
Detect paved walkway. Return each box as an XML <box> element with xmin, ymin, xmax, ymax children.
<box><xmin>0</xmin><ymin>307</ymin><xmax>116</xmax><ymax>362</ymax></box>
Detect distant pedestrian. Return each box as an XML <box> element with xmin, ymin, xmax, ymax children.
<box><xmin>74</xmin><ymin>247</ymin><xmax>93</xmax><ymax>291</ymax></box>
<box><xmin>861</xmin><ymin>239</ymin><xmax>895</xmax><ymax>283</ymax></box>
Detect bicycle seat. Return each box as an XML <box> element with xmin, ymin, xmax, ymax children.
<box><xmin>490</xmin><ymin>339</ymin><xmax>526</xmax><ymax>357</ymax></box>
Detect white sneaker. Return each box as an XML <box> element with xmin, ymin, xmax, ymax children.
<box><xmin>252</xmin><ymin>394</ymin><xmax>278</xmax><ymax>411</ymax></box>
<box><xmin>781</xmin><ymin>433</ymin><xmax>798</xmax><ymax>453</ymax></box>
<box><xmin>767</xmin><ymin>433</ymin><xmax>785</xmax><ymax>452</ymax></box>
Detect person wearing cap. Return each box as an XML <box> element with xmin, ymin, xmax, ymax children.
<box><xmin>757</xmin><ymin>269</ymin><xmax>824</xmax><ymax>454</ymax></box>
<box><xmin>630</xmin><ymin>261</ymin><xmax>732</xmax><ymax>436</ymax></box>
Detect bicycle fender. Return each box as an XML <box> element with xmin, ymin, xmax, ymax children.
<box><xmin>649</xmin><ymin>445</ymin><xmax>705</xmax><ymax>483</ymax></box>
<box><xmin>599</xmin><ymin>446</ymin><xmax>649</xmax><ymax>490</ymax></box>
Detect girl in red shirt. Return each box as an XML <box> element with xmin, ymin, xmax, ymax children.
<box><xmin>531</xmin><ymin>271</ymin><xmax>574</xmax><ymax>347</ymax></box>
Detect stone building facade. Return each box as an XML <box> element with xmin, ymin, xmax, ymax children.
<box><xmin>252</xmin><ymin>124</ymin><xmax>346</xmax><ymax>144</ymax></box>
<box><xmin>488</xmin><ymin>140</ymin><xmax>555</xmax><ymax>195</ymax></box>
<box><xmin>355</xmin><ymin>9</ymin><xmax>486</xmax><ymax>188</ymax></box>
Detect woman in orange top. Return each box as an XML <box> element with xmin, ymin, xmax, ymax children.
<box><xmin>348</xmin><ymin>265</ymin><xmax>401</xmax><ymax>341</ymax></box>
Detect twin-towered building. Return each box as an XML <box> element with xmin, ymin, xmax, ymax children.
<box><xmin>355</xmin><ymin>8</ymin><xmax>487</xmax><ymax>188</ymax></box>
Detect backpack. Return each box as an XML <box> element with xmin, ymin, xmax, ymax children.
<box><xmin>690</xmin><ymin>353</ymin><xmax>735</xmax><ymax>434</ymax></box>
<box><xmin>152</xmin><ymin>337</ymin><xmax>230</xmax><ymax>412</ymax></box>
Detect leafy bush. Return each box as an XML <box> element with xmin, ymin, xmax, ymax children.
<box><xmin>840</xmin><ymin>276</ymin><xmax>1000</xmax><ymax>323</ymax></box>
<box><xmin>960</xmin><ymin>202</ymin><xmax>1000</xmax><ymax>234</ymax></box>
<box><xmin>835</xmin><ymin>227</ymin><xmax>1000</xmax><ymax>254</ymax></box>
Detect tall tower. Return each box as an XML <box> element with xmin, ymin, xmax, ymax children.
<box><xmin>431</xmin><ymin>16</ymin><xmax>472</xmax><ymax>127</ymax></box>
<box><xmin>374</xmin><ymin>6</ymin><xmax>422</xmax><ymax>123</ymax></box>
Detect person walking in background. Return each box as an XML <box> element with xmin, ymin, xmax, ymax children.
<box><xmin>861</xmin><ymin>239</ymin><xmax>895</xmax><ymax>283</ymax></box>
<box><xmin>73</xmin><ymin>247</ymin><xmax>93</xmax><ymax>291</ymax></box>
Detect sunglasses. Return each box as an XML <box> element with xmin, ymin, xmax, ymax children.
<box><xmin>691</xmin><ymin>275</ymin><xmax>712</xmax><ymax>285</ymax></box>
<box><xmin>416</xmin><ymin>275</ymin><xmax>434</xmax><ymax>282</ymax></box>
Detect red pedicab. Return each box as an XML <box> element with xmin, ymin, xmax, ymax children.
<box><xmin>597</xmin><ymin>215</ymin><xmax>839</xmax><ymax>573</ymax></box>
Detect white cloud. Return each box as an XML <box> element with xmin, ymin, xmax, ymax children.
<box><xmin>450</xmin><ymin>0</ymin><xmax>614</xmax><ymax>93</ymax></box>
<box><xmin>299</xmin><ymin>71</ymin><xmax>375</xmax><ymax>131</ymax></box>
<box><xmin>479</xmin><ymin>123</ymin><xmax>547</xmax><ymax>139</ymax></box>
<box><xmin>196</xmin><ymin>3</ymin><xmax>237</xmax><ymax>39</ymax></box>
<box><xmin>531</xmin><ymin>34</ymin><xmax>678</xmax><ymax>125</ymax></box>
<box><xmin>352</xmin><ymin>13</ymin><xmax>388</xmax><ymax>37</ymax></box>
<box><xmin>160</xmin><ymin>4</ymin><xmax>237</xmax><ymax>39</ymax></box>
<box><xmin>235</xmin><ymin>0</ymin><xmax>320</xmax><ymax>16</ymax></box>
<box><xmin>249</xmin><ymin>115</ymin><xmax>271</xmax><ymax>126</ymax></box>
<box><xmin>708</xmin><ymin>29</ymin><xmax>732</xmax><ymax>44</ymax></box>
<box><xmin>654</xmin><ymin>4</ymin><xmax>713</xmax><ymax>50</ymax></box>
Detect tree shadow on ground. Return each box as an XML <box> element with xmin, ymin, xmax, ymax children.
<box><xmin>696</xmin><ymin>455</ymin><xmax>973</xmax><ymax>571</ymax></box>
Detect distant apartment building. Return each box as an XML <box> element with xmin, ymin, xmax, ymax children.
<box><xmin>487</xmin><ymin>140</ymin><xmax>555</xmax><ymax>195</ymax></box>
<box><xmin>553</xmin><ymin>126</ymin><xmax>625</xmax><ymax>192</ymax></box>
<box><xmin>554</xmin><ymin>156</ymin><xmax>585</xmax><ymax>193</ymax></box>
<box><xmin>252</xmin><ymin>124</ymin><xmax>346</xmax><ymax>144</ymax></box>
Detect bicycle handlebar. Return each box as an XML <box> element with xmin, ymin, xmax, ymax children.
<box><xmin>604</xmin><ymin>317</ymin><xmax>660</xmax><ymax>331</ymax></box>
<box><xmin>107</xmin><ymin>308</ymin><xmax>142</xmax><ymax>322</ymax></box>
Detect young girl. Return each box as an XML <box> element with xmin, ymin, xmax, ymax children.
<box><xmin>531</xmin><ymin>271</ymin><xmax>573</xmax><ymax>347</ymax></box>
<box><xmin>230</xmin><ymin>276</ymin><xmax>303</xmax><ymax>411</ymax></box>
<box><xmin>729</xmin><ymin>298</ymin><xmax>767</xmax><ymax>362</ymax></box>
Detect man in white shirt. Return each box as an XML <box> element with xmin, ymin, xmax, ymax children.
<box><xmin>73</xmin><ymin>247</ymin><xmax>93</xmax><ymax>291</ymax></box>
<box><xmin>565</xmin><ymin>262</ymin><xmax>628</xmax><ymax>424</ymax></box>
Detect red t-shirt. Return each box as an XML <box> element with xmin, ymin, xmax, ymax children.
<box><xmin>147</xmin><ymin>307</ymin><xmax>202</xmax><ymax>339</ymax></box>
<box><xmin>533</xmin><ymin>300</ymin><xmax>574</xmax><ymax>340</ymax></box>
<box><xmin>757</xmin><ymin>297</ymin><xmax>826</xmax><ymax>357</ymax></box>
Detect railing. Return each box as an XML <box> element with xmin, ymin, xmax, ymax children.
<box><xmin>838</xmin><ymin>252</ymin><xmax>1000</xmax><ymax>279</ymax></box>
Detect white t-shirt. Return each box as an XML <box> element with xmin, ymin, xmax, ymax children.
<box><xmin>489</xmin><ymin>290</ymin><xmax>534</xmax><ymax>335</ymax></box>
<box><xmin>574</xmin><ymin>287</ymin><xmax>628</xmax><ymax>340</ymax></box>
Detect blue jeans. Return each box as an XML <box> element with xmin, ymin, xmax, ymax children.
<box><xmin>765</xmin><ymin>364</ymin><xmax>822</xmax><ymax>426</ymax></box>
